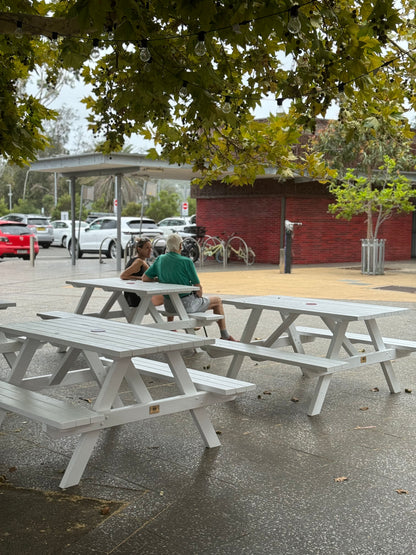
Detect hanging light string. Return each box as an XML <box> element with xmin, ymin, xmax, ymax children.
<box><xmin>9</xmin><ymin>2</ymin><xmax>416</xmax><ymax>114</ymax></box>
<box><xmin>9</xmin><ymin>0</ymin><xmax>316</xmax><ymax>45</ymax></box>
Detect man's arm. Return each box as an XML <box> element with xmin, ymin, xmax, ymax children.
<box><xmin>142</xmin><ymin>273</ymin><xmax>156</xmax><ymax>282</ymax></box>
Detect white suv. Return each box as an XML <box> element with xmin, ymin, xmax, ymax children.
<box><xmin>67</xmin><ymin>216</ymin><xmax>164</xmax><ymax>259</ymax></box>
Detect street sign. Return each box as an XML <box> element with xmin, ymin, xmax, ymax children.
<box><xmin>181</xmin><ymin>201</ymin><xmax>189</xmax><ymax>216</ymax></box>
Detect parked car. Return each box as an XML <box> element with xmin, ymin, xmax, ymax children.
<box><xmin>67</xmin><ymin>216</ymin><xmax>164</xmax><ymax>259</ymax></box>
<box><xmin>51</xmin><ymin>220</ymin><xmax>88</xmax><ymax>248</ymax></box>
<box><xmin>0</xmin><ymin>220</ymin><xmax>39</xmax><ymax>260</ymax></box>
<box><xmin>2</xmin><ymin>213</ymin><xmax>54</xmax><ymax>248</ymax></box>
<box><xmin>157</xmin><ymin>215</ymin><xmax>196</xmax><ymax>234</ymax></box>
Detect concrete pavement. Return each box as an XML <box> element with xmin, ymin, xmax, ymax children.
<box><xmin>1</xmin><ymin>251</ymin><xmax>416</xmax><ymax>554</ymax></box>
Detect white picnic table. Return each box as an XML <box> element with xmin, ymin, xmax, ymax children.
<box><xmin>0</xmin><ymin>315</ymin><xmax>254</xmax><ymax>488</ymax></box>
<box><xmin>64</xmin><ymin>277</ymin><xmax>202</xmax><ymax>331</ymax></box>
<box><xmin>206</xmin><ymin>295</ymin><xmax>415</xmax><ymax>416</ymax></box>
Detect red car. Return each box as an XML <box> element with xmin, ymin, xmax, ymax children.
<box><xmin>0</xmin><ymin>220</ymin><xmax>39</xmax><ymax>260</ymax></box>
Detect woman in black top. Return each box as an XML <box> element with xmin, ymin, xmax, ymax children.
<box><xmin>120</xmin><ymin>238</ymin><xmax>164</xmax><ymax>307</ymax></box>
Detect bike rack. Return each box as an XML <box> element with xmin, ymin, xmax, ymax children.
<box><xmin>98</xmin><ymin>236</ymin><xmax>119</xmax><ymax>264</ymax></box>
<box><xmin>200</xmin><ymin>237</ymin><xmax>226</xmax><ymax>268</ymax></box>
<box><xmin>225</xmin><ymin>237</ymin><xmax>250</xmax><ymax>266</ymax></box>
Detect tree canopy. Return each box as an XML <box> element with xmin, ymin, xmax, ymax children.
<box><xmin>1</xmin><ymin>0</ymin><xmax>416</xmax><ymax>183</ymax></box>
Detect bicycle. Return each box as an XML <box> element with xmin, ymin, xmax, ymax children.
<box><xmin>201</xmin><ymin>234</ymin><xmax>255</xmax><ymax>266</ymax></box>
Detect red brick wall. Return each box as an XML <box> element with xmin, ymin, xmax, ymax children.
<box><xmin>196</xmin><ymin>195</ymin><xmax>413</xmax><ymax>264</ymax></box>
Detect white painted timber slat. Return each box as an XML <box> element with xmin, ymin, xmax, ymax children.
<box><xmin>131</xmin><ymin>357</ymin><xmax>255</xmax><ymax>395</ymax></box>
<box><xmin>0</xmin><ymin>381</ymin><xmax>104</xmax><ymax>430</ymax></box>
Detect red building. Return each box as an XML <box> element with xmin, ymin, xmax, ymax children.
<box><xmin>192</xmin><ymin>176</ymin><xmax>415</xmax><ymax>265</ymax></box>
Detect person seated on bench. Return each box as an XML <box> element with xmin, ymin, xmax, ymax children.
<box><xmin>143</xmin><ymin>233</ymin><xmax>237</xmax><ymax>341</ymax></box>
<box><xmin>120</xmin><ymin>237</ymin><xmax>165</xmax><ymax>310</ymax></box>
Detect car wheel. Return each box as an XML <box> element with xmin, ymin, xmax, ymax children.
<box><xmin>61</xmin><ymin>236</ymin><xmax>67</xmax><ymax>248</ymax></box>
<box><xmin>68</xmin><ymin>240</ymin><xmax>83</xmax><ymax>258</ymax></box>
<box><xmin>42</xmin><ymin>243</ymin><xmax>50</xmax><ymax>249</ymax></box>
<box><xmin>108</xmin><ymin>241</ymin><xmax>122</xmax><ymax>260</ymax></box>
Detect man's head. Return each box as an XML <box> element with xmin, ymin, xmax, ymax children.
<box><xmin>166</xmin><ymin>233</ymin><xmax>182</xmax><ymax>253</ymax></box>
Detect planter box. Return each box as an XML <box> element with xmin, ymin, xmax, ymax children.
<box><xmin>361</xmin><ymin>238</ymin><xmax>385</xmax><ymax>275</ymax></box>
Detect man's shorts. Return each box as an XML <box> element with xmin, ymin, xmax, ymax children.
<box><xmin>164</xmin><ymin>292</ymin><xmax>210</xmax><ymax>314</ymax></box>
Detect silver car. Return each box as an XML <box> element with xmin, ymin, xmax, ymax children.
<box><xmin>3</xmin><ymin>213</ymin><xmax>54</xmax><ymax>248</ymax></box>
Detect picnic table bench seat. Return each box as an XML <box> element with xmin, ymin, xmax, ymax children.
<box><xmin>0</xmin><ymin>381</ymin><xmax>104</xmax><ymax>431</ymax></box>
<box><xmin>131</xmin><ymin>357</ymin><xmax>255</xmax><ymax>396</ymax></box>
<box><xmin>204</xmin><ymin>339</ymin><xmax>348</xmax><ymax>376</ymax></box>
<box><xmin>296</xmin><ymin>326</ymin><xmax>416</xmax><ymax>353</ymax></box>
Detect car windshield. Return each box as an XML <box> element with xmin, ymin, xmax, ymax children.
<box><xmin>128</xmin><ymin>221</ymin><xmax>158</xmax><ymax>229</ymax></box>
<box><xmin>0</xmin><ymin>224</ymin><xmax>30</xmax><ymax>235</ymax></box>
<box><xmin>27</xmin><ymin>218</ymin><xmax>49</xmax><ymax>225</ymax></box>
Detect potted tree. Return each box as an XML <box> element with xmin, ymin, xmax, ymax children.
<box><xmin>311</xmin><ymin>73</ymin><xmax>416</xmax><ymax>274</ymax></box>
<box><xmin>328</xmin><ymin>156</ymin><xmax>414</xmax><ymax>274</ymax></box>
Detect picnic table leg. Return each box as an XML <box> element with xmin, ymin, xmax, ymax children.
<box><xmin>307</xmin><ymin>373</ymin><xmax>333</xmax><ymax>416</ymax></box>
<box><xmin>73</xmin><ymin>287</ymin><xmax>94</xmax><ymax>314</ymax></box>
<box><xmin>366</xmin><ymin>319</ymin><xmax>401</xmax><ymax>393</ymax></box>
<box><xmin>226</xmin><ymin>308</ymin><xmax>263</xmax><ymax>379</ymax></box>
<box><xmin>59</xmin><ymin>430</ymin><xmax>101</xmax><ymax>489</ymax></box>
<box><xmin>99</xmin><ymin>291</ymin><xmax>122</xmax><ymax>318</ymax></box>
<box><xmin>165</xmin><ymin>351</ymin><xmax>220</xmax><ymax>447</ymax></box>
<box><xmin>59</xmin><ymin>358</ymin><xmax>132</xmax><ymax>488</ymax></box>
<box><xmin>0</xmin><ymin>338</ymin><xmax>40</xmax><ymax>426</ymax></box>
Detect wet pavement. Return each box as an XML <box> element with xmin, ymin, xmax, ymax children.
<box><xmin>1</xmin><ymin>250</ymin><xmax>416</xmax><ymax>554</ymax></box>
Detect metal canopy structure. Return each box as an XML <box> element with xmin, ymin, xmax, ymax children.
<box><xmin>30</xmin><ymin>153</ymin><xmax>199</xmax><ymax>270</ymax></box>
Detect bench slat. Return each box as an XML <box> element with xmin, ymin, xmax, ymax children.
<box><xmin>157</xmin><ymin>310</ymin><xmax>224</xmax><ymax>323</ymax></box>
<box><xmin>205</xmin><ymin>339</ymin><xmax>347</xmax><ymax>372</ymax></box>
<box><xmin>296</xmin><ymin>326</ymin><xmax>416</xmax><ymax>351</ymax></box>
<box><xmin>132</xmin><ymin>357</ymin><xmax>255</xmax><ymax>395</ymax></box>
<box><xmin>0</xmin><ymin>382</ymin><xmax>104</xmax><ymax>430</ymax></box>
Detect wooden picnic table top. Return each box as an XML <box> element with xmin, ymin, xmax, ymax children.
<box><xmin>0</xmin><ymin>314</ymin><xmax>214</xmax><ymax>358</ymax></box>
<box><xmin>66</xmin><ymin>277</ymin><xmax>198</xmax><ymax>296</ymax></box>
<box><xmin>223</xmin><ymin>295</ymin><xmax>407</xmax><ymax>321</ymax></box>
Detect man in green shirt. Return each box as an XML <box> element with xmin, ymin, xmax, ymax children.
<box><xmin>143</xmin><ymin>233</ymin><xmax>237</xmax><ymax>341</ymax></box>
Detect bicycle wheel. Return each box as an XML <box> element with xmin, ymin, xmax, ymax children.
<box><xmin>226</xmin><ymin>236</ymin><xmax>248</xmax><ymax>263</ymax></box>
<box><xmin>181</xmin><ymin>237</ymin><xmax>200</xmax><ymax>262</ymax></box>
<box><xmin>150</xmin><ymin>237</ymin><xmax>166</xmax><ymax>262</ymax></box>
<box><xmin>202</xmin><ymin>236</ymin><xmax>223</xmax><ymax>262</ymax></box>
<box><xmin>246</xmin><ymin>247</ymin><xmax>256</xmax><ymax>265</ymax></box>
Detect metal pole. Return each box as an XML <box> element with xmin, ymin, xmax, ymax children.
<box><xmin>7</xmin><ymin>184</ymin><xmax>12</xmax><ymax>210</ymax></box>
<box><xmin>115</xmin><ymin>174</ymin><xmax>122</xmax><ymax>272</ymax></box>
<box><xmin>54</xmin><ymin>173</ymin><xmax>58</xmax><ymax>206</ymax></box>
<box><xmin>70</xmin><ymin>176</ymin><xmax>76</xmax><ymax>266</ymax></box>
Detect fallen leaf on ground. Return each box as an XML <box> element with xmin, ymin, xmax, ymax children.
<box><xmin>396</xmin><ymin>489</ymin><xmax>408</xmax><ymax>494</ymax></box>
<box><xmin>370</xmin><ymin>387</ymin><xmax>379</xmax><ymax>392</ymax></box>
<box><xmin>354</xmin><ymin>425</ymin><xmax>376</xmax><ymax>430</ymax></box>
<box><xmin>8</xmin><ymin>467</ymin><xmax>16</xmax><ymax>473</ymax></box>
<box><xmin>335</xmin><ymin>476</ymin><xmax>348</xmax><ymax>482</ymax></box>
<box><xmin>359</xmin><ymin>406</ymin><xmax>369</xmax><ymax>411</ymax></box>
<box><xmin>100</xmin><ymin>506</ymin><xmax>110</xmax><ymax>515</ymax></box>
<box><xmin>405</xmin><ymin>388</ymin><xmax>412</xmax><ymax>394</ymax></box>
<box><xmin>263</xmin><ymin>390</ymin><xmax>272</xmax><ymax>395</ymax></box>
<box><xmin>291</xmin><ymin>397</ymin><xmax>299</xmax><ymax>403</ymax></box>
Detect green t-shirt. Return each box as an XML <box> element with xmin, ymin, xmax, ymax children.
<box><xmin>145</xmin><ymin>252</ymin><xmax>200</xmax><ymax>296</ymax></box>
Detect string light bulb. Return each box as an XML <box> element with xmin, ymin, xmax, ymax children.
<box><xmin>91</xmin><ymin>38</ymin><xmax>101</xmax><ymax>61</ymax></box>
<box><xmin>15</xmin><ymin>20</ymin><xmax>23</xmax><ymax>39</ymax></box>
<box><xmin>276</xmin><ymin>97</ymin><xmax>285</xmax><ymax>114</ymax></box>
<box><xmin>139</xmin><ymin>39</ymin><xmax>151</xmax><ymax>62</ymax></box>
<box><xmin>287</xmin><ymin>5</ymin><xmax>302</xmax><ymax>34</ymax></box>
<box><xmin>222</xmin><ymin>95</ymin><xmax>232</xmax><ymax>113</ymax></box>
<box><xmin>50</xmin><ymin>31</ymin><xmax>59</xmax><ymax>51</ymax></box>
<box><xmin>179</xmin><ymin>80</ymin><xmax>188</xmax><ymax>98</ymax></box>
<box><xmin>195</xmin><ymin>32</ymin><xmax>207</xmax><ymax>57</ymax></box>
